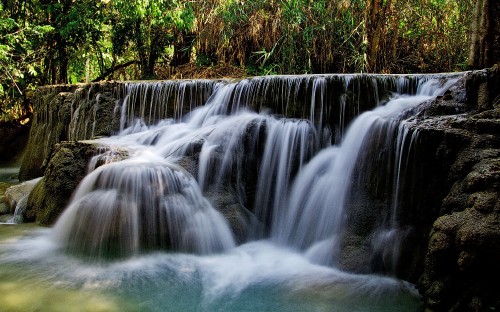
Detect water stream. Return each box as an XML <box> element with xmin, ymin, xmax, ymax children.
<box><xmin>0</xmin><ymin>73</ymin><xmax>462</xmax><ymax>311</ymax></box>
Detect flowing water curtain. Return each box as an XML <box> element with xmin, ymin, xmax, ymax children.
<box><xmin>53</xmin><ymin>73</ymin><xmax>459</xmax><ymax>266</ymax></box>
<box><xmin>116</xmin><ymin>80</ymin><xmax>218</xmax><ymax>132</ymax></box>
<box><xmin>51</xmin><ymin>159</ymin><xmax>235</xmax><ymax>259</ymax></box>
<box><xmin>271</xmin><ymin>77</ymin><xmax>460</xmax><ymax>267</ymax></box>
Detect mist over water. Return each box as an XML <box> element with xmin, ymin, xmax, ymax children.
<box><xmin>0</xmin><ymin>74</ymin><xmax>461</xmax><ymax>311</ymax></box>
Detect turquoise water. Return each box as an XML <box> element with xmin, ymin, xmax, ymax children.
<box><xmin>0</xmin><ymin>161</ymin><xmax>20</xmax><ymax>184</ymax></box>
<box><xmin>0</xmin><ymin>224</ymin><xmax>422</xmax><ymax>312</ymax></box>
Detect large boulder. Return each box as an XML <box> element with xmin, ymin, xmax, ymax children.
<box><xmin>4</xmin><ymin>178</ymin><xmax>42</xmax><ymax>212</ymax></box>
<box><xmin>23</xmin><ymin>141</ymin><xmax>122</xmax><ymax>225</ymax></box>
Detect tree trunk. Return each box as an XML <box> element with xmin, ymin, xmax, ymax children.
<box><xmin>365</xmin><ymin>0</ymin><xmax>392</xmax><ymax>72</ymax></box>
<box><xmin>134</xmin><ymin>20</ymin><xmax>154</xmax><ymax>80</ymax></box>
<box><xmin>58</xmin><ymin>40</ymin><xmax>68</xmax><ymax>84</ymax></box>
<box><xmin>171</xmin><ymin>31</ymin><xmax>195</xmax><ymax>67</ymax></box>
<box><xmin>468</xmin><ymin>0</ymin><xmax>500</xmax><ymax>69</ymax></box>
<box><xmin>144</xmin><ymin>48</ymin><xmax>157</xmax><ymax>80</ymax></box>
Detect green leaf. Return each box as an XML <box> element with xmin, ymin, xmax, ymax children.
<box><xmin>27</xmin><ymin>65</ymin><xmax>37</xmax><ymax>77</ymax></box>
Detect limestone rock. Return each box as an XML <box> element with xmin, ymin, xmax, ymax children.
<box><xmin>0</xmin><ymin>201</ymin><xmax>9</xmax><ymax>215</ymax></box>
<box><xmin>203</xmin><ymin>184</ymin><xmax>255</xmax><ymax>244</ymax></box>
<box><xmin>419</xmin><ymin>141</ymin><xmax>500</xmax><ymax>310</ymax></box>
<box><xmin>19</xmin><ymin>83</ymin><xmax>124</xmax><ymax>181</ymax></box>
<box><xmin>4</xmin><ymin>178</ymin><xmax>42</xmax><ymax>211</ymax></box>
<box><xmin>0</xmin><ymin>182</ymin><xmax>11</xmax><ymax>215</ymax></box>
<box><xmin>24</xmin><ymin>141</ymin><xmax>121</xmax><ymax>225</ymax></box>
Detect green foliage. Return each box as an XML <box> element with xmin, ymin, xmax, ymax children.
<box><xmin>0</xmin><ymin>0</ymin><xmax>476</xmax><ymax>121</ymax></box>
<box><xmin>109</xmin><ymin>0</ymin><xmax>196</xmax><ymax>79</ymax></box>
<box><xmin>197</xmin><ymin>0</ymin><xmax>471</xmax><ymax>74</ymax></box>
<box><xmin>0</xmin><ymin>2</ymin><xmax>53</xmax><ymax>121</ymax></box>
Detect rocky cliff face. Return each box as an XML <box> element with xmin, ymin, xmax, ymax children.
<box><xmin>414</xmin><ymin>68</ymin><xmax>500</xmax><ymax>311</ymax></box>
<box><xmin>18</xmin><ymin>82</ymin><xmax>122</xmax><ymax>181</ymax></box>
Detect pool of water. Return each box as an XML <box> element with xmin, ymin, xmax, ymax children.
<box><xmin>0</xmin><ymin>162</ymin><xmax>20</xmax><ymax>184</ymax></box>
<box><xmin>0</xmin><ymin>224</ymin><xmax>422</xmax><ymax>312</ymax></box>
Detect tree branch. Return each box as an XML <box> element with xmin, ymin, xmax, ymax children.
<box><xmin>92</xmin><ymin>60</ymin><xmax>139</xmax><ymax>82</ymax></box>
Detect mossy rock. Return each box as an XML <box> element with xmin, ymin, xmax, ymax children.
<box><xmin>19</xmin><ymin>91</ymin><xmax>74</xmax><ymax>181</ymax></box>
<box><xmin>0</xmin><ymin>182</ymin><xmax>11</xmax><ymax>195</ymax></box>
<box><xmin>0</xmin><ymin>182</ymin><xmax>13</xmax><ymax>215</ymax></box>
<box><xmin>24</xmin><ymin>142</ymin><xmax>100</xmax><ymax>225</ymax></box>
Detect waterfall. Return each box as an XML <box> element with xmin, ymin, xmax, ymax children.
<box><xmin>271</xmin><ymin>77</ymin><xmax>459</xmax><ymax>267</ymax></box>
<box><xmin>52</xmin><ymin>156</ymin><xmax>235</xmax><ymax>259</ymax></box>
<box><xmin>48</xmin><ymin>73</ymin><xmax>461</xmax><ymax>268</ymax></box>
<box><xmin>1</xmin><ymin>72</ymin><xmax>470</xmax><ymax>312</ymax></box>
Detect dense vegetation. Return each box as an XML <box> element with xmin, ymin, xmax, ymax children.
<box><xmin>0</xmin><ymin>0</ymin><xmax>481</xmax><ymax>122</ymax></box>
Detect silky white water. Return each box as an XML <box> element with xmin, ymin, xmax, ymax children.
<box><xmin>0</xmin><ymin>227</ymin><xmax>421</xmax><ymax>311</ymax></box>
<box><xmin>0</xmin><ymin>74</ymin><xmax>462</xmax><ymax>311</ymax></box>
<box><xmin>273</xmin><ymin>78</ymin><xmax>459</xmax><ymax>266</ymax></box>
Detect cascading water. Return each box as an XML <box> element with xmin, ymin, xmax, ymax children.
<box><xmin>0</xmin><ymin>73</ymin><xmax>464</xmax><ymax>311</ymax></box>
<box><xmin>271</xmin><ymin>77</ymin><xmax>459</xmax><ymax>267</ymax></box>
<box><xmin>52</xmin><ymin>156</ymin><xmax>235</xmax><ymax>259</ymax></box>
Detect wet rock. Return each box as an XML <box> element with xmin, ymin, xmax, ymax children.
<box><xmin>24</xmin><ymin>142</ymin><xmax>105</xmax><ymax>225</ymax></box>
<box><xmin>203</xmin><ymin>184</ymin><xmax>255</xmax><ymax>244</ymax></box>
<box><xmin>419</xmin><ymin>154</ymin><xmax>500</xmax><ymax>311</ymax></box>
<box><xmin>0</xmin><ymin>202</ymin><xmax>9</xmax><ymax>215</ymax></box>
<box><xmin>465</xmin><ymin>65</ymin><xmax>500</xmax><ymax>112</ymax></box>
<box><xmin>337</xmin><ymin>232</ymin><xmax>371</xmax><ymax>273</ymax></box>
<box><xmin>0</xmin><ymin>182</ymin><xmax>11</xmax><ymax>214</ymax></box>
<box><xmin>4</xmin><ymin>178</ymin><xmax>42</xmax><ymax>211</ymax></box>
<box><xmin>420</xmin><ymin>208</ymin><xmax>500</xmax><ymax>311</ymax></box>
<box><xmin>467</xmin><ymin>191</ymin><xmax>498</xmax><ymax>213</ymax></box>
<box><xmin>19</xmin><ymin>82</ymin><xmax>124</xmax><ymax>181</ymax></box>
